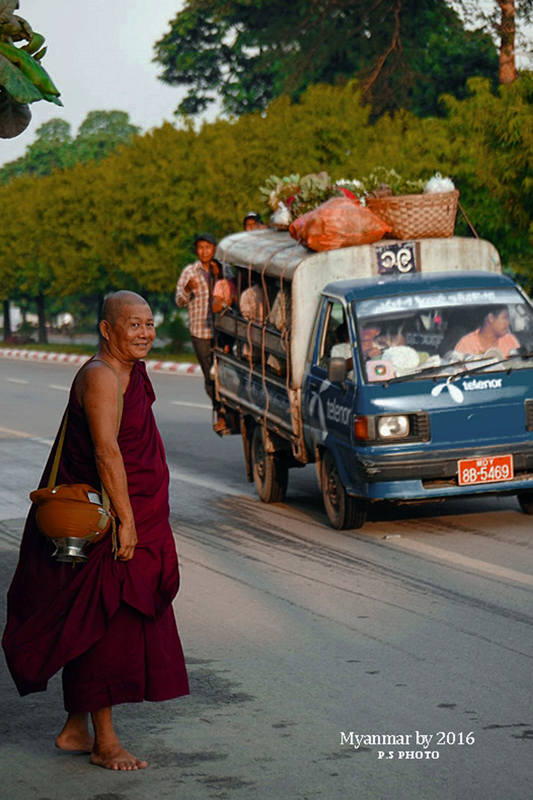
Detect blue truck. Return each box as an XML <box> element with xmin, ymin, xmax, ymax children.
<box><xmin>213</xmin><ymin>230</ymin><xmax>533</xmax><ymax>529</ymax></box>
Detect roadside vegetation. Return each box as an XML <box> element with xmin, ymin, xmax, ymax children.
<box><xmin>0</xmin><ymin>1</ymin><xmax>531</xmax><ymax>350</ymax></box>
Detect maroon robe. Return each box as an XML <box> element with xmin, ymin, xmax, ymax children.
<box><xmin>2</xmin><ymin>361</ymin><xmax>189</xmax><ymax>711</ymax></box>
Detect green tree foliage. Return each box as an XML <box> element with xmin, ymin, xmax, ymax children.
<box><xmin>0</xmin><ymin>118</ymin><xmax>73</xmax><ymax>182</ymax></box>
<box><xmin>442</xmin><ymin>74</ymin><xmax>533</xmax><ymax>282</ymax></box>
<box><xmin>71</xmin><ymin>111</ymin><xmax>141</xmax><ymax>163</ymax></box>
<box><xmin>0</xmin><ymin>110</ymin><xmax>140</xmax><ymax>183</ymax></box>
<box><xmin>0</xmin><ymin>77</ymin><xmax>531</xmax><ymax>343</ymax></box>
<box><xmin>154</xmin><ymin>0</ymin><xmax>498</xmax><ymax>118</ymax></box>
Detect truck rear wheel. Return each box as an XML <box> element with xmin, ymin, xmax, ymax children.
<box><xmin>251</xmin><ymin>425</ymin><xmax>289</xmax><ymax>503</ymax></box>
<box><xmin>321</xmin><ymin>450</ymin><xmax>366</xmax><ymax>530</ymax></box>
<box><xmin>517</xmin><ymin>491</ymin><xmax>533</xmax><ymax>515</ymax></box>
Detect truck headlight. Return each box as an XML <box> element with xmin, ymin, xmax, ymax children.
<box><xmin>355</xmin><ymin>413</ymin><xmax>429</xmax><ymax>443</ymax></box>
<box><xmin>377</xmin><ymin>415</ymin><xmax>410</xmax><ymax>439</ymax></box>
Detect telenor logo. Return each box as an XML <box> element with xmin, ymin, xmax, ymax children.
<box><xmin>326</xmin><ymin>398</ymin><xmax>351</xmax><ymax>425</ymax></box>
<box><xmin>431</xmin><ymin>382</ymin><xmax>464</xmax><ymax>403</ymax></box>
<box><xmin>462</xmin><ymin>378</ymin><xmax>503</xmax><ymax>391</ymax></box>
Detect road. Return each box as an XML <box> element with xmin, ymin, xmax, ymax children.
<box><xmin>0</xmin><ymin>359</ymin><xmax>531</xmax><ymax>800</ymax></box>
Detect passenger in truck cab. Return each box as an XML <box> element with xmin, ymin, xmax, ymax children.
<box><xmin>361</xmin><ymin>324</ymin><xmax>405</xmax><ymax>359</ymax></box>
<box><xmin>330</xmin><ymin>322</ymin><xmax>354</xmax><ymax>379</ymax></box>
<box><xmin>454</xmin><ymin>305</ymin><xmax>520</xmax><ymax>357</ymax></box>
<box><xmin>360</xmin><ymin>326</ymin><xmax>382</xmax><ymax>359</ymax></box>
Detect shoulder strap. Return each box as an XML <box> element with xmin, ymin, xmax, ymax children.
<box><xmin>47</xmin><ymin>409</ymin><xmax>68</xmax><ymax>489</ymax></box>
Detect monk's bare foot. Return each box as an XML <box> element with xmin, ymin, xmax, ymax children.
<box><xmin>55</xmin><ymin>714</ymin><xmax>94</xmax><ymax>753</ymax></box>
<box><xmin>91</xmin><ymin>743</ymin><xmax>147</xmax><ymax>771</ymax></box>
<box><xmin>55</xmin><ymin>731</ymin><xmax>94</xmax><ymax>753</ymax></box>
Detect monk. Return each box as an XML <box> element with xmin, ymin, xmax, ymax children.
<box><xmin>2</xmin><ymin>291</ymin><xmax>189</xmax><ymax>770</ymax></box>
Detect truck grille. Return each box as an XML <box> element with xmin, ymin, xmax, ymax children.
<box><xmin>411</xmin><ymin>412</ymin><xmax>431</xmax><ymax>441</ymax></box>
<box><xmin>525</xmin><ymin>399</ymin><xmax>533</xmax><ymax>431</ymax></box>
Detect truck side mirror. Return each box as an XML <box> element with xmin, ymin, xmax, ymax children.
<box><xmin>328</xmin><ymin>357</ymin><xmax>348</xmax><ymax>384</ymax></box>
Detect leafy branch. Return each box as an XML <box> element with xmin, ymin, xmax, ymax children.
<box><xmin>0</xmin><ymin>0</ymin><xmax>62</xmax><ymax>138</ymax></box>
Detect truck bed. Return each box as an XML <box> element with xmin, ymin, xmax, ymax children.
<box><xmin>215</xmin><ymin>350</ymin><xmax>293</xmax><ymax>440</ymax></box>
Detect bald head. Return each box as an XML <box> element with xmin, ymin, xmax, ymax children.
<box><xmin>102</xmin><ymin>291</ymin><xmax>150</xmax><ymax>327</ymax></box>
<box><xmin>99</xmin><ymin>291</ymin><xmax>155</xmax><ymax>362</ymax></box>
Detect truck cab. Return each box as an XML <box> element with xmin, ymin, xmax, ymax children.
<box><xmin>214</xmin><ymin>230</ymin><xmax>533</xmax><ymax>529</ymax></box>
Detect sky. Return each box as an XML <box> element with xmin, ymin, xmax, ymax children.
<box><xmin>0</xmin><ymin>0</ymin><xmax>188</xmax><ymax>165</ymax></box>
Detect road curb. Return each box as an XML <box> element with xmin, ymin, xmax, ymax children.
<box><xmin>0</xmin><ymin>348</ymin><xmax>202</xmax><ymax>376</ymax></box>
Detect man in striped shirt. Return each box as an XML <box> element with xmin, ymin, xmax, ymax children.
<box><xmin>176</xmin><ymin>233</ymin><xmax>222</xmax><ymax>420</ymax></box>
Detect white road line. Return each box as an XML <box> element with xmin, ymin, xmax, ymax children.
<box><xmin>169</xmin><ymin>469</ymin><xmax>246</xmax><ymax>497</ymax></box>
<box><xmin>388</xmin><ymin>537</ymin><xmax>533</xmax><ymax>588</ymax></box>
<box><xmin>170</xmin><ymin>401</ymin><xmax>212</xmax><ymax>410</ymax></box>
<box><xmin>0</xmin><ymin>426</ymin><xmax>31</xmax><ymax>439</ymax></box>
<box><xmin>48</xmin><ymin>384</ymin><xmax>70</xmax><ymax>392</ymax></box>
<box><xmin>0</xmin><ymin>426</ymin><xmax>53</xmax><ymax>446</ymax></box>
<box><xmin>6</xmin><ymin>378</ymin><xmax>28</xmax><ymax>384</ymax></box>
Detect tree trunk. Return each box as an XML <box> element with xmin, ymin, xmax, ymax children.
<box><xmin>3</xmin><ymin>299</ymin><xmax>12</xmax><ymax>341</ymax></box>
<box><xmin>498</xmin><ymin>0</ymin><xmax>517</xmax><ymax>84</ymax></box>
<box><xmin>36</xmin><ymin>293</ymin><xmax>48</xmax><ymax>344</ymax></box>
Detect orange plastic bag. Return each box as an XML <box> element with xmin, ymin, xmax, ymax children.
<box><xmin>289</xmin><ymin>196</ymin><xmax>390</xmax><ymax>251</ymax></box>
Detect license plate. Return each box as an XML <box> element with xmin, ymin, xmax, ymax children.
<box><xmin>457</xmin><ymin>455</ymin><xmax>514</xmax><ymax>486</ymax></box>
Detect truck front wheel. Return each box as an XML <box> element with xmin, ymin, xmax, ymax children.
<box><xmin>251</xmin><ymin>425</ymin><xmax>289</xmax><ymax>503</ymax></box>
<box><xmin>321</xmin><ymin>451</ymin><xmax>366</xmax><ymax>530</ymax></box>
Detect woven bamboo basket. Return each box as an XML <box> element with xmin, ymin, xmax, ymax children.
<box><xmin>366</xmin><ymin>190</ymin><xmax>459</xmax><ymax>239</ymax></box>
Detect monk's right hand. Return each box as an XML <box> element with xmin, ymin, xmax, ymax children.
<box><xmin>117</xmin><ymin>521</ymin><xmax>138</xmax><ymax>561</ymax></box>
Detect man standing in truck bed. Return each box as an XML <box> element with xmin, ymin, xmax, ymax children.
<box><xmin>176</xmin><ymin>233</ymin><xmax>229</xmax><ymax>431</ymax></box>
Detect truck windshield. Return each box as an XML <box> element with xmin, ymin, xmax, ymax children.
<box><xmin>355</xmin><ymin>287</ymin><xmax>533</xmax><ymax>383</ymax></box>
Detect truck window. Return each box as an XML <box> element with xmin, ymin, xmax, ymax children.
<box><xmin>317</xmin><ymin>300</ymin><xmax>348</xmax><ymax>371</ymax></box>
<box><xmin>355</xmin><ymin>287</ymin><xmax>533</xmax><ymax>383</ymax></box>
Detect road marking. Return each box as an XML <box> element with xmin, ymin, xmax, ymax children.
<box><xmin>0</xmin><ymin>426</ymin><xmax>53</xmax><ymax>446</ymax></box>
<box><xmin>6</xmin><ymin>378</ymin><xmax>28</xmax><ymax>384</ymax></box>
<box><xmin>170</xmin><ymin>401</ymin><xmax>211</xmax><ymax>410</ymax></box>
<box><xmin>169</xmin><ymin>469</ymin><xmax>245</xmax><ymax>497</ymax></box>
<box><xmin>48</xmin><ymin>384</ymin><xmax>70</xmax><ymax>392</ymax></box>
<box><xmin>388</xmin><ymin>537</ymin><xmax>533</xmax><ymax>588</ymax></box>
<box><xmin>0</xmin><ymin>425</ymin><xmax>32</xmax><ymax>438</ymax></box>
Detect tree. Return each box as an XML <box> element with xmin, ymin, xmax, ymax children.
<box><xmin>440</xmin><ymin>74</ymin><xmax>533</xmax><ymax>269</ymax></box>
<box><xmin>71</xmin><ymin>110</ymin><xmax>141</xmax><ymax>163</ymax></box>
<box><xmin>0</xmin><ymin>78</ymin><xmax>530</xmax><ymax>335</ymax></box>
<box><xmin>0</xmin><ymin>118</ymin><xmax>74</xmax><ymax>182</ymax></box>
<box><xmin>0</xmin><ymin>109</ymin><xmax>140</xmax><ymax>183</ymax></box>
<box><xmin>498</xmin><ymin>0</ymin><xmax>519</xmax><ymax>82</ymax></box>
<box><xmin>0</xmin><ymin>185</ymin><xmax>19</xmax><ymax>339</ymax></box>
<box><xmin>154</xmin><ymin>0</ymin><xmax>498</xmax><ymax>118</ymax></box>
<box><xmin>450</xmin><ymin>0</ymin><xmax>533</xmax><ymax>83</ymax></box>
<box><xmin>0</xmin><ymin>175</ymin><xmax>52</xmax><ymax>341</ymax></box>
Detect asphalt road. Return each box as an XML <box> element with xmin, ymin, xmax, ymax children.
<box><xmin>0</xmin><ymin>359</ymin><xmax>531</xmax><ymax>800</ymax></box>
